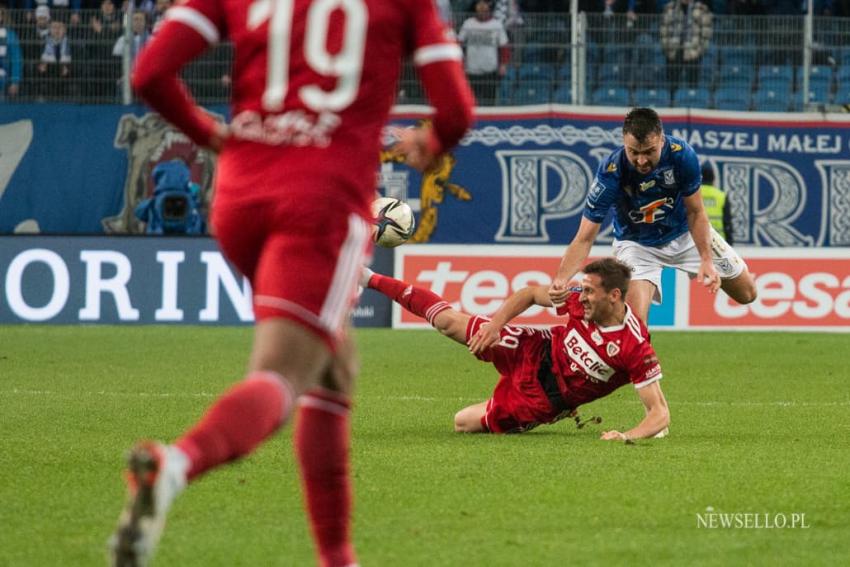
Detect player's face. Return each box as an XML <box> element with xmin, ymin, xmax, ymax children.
<box><xmin>580</xmin><ymin>274</ymin><xmax>616</xmax><ymax>323</ymax></box>
<box><xmin>623</xmin><ymin>132</ymin><xmax>664</xmax><ymax>175</ymax></box>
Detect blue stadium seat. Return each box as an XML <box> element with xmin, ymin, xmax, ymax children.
<box><xmin>700</xmin><ymin>47</ymin><xmax>719</xmax><ymax>86</ymax></box>
<box><xmin>718</xmin><ymin>64</ymin><xmax>756</xmax><ymax>89</ymax></box>
<box><xmin>519</xmin><ymin>63</ymin><xmax>555</xmax><ymax>83</ymax></box>
<box><xmin>792</xmin><ymin>84</ymin><xmax>832</xmax><ymax>107</ymax></box>
<box><xmin>496</xmin><ymin>70</ymin><xmax>517</xmax><ymax>105</ymax></box>
<box><xmin>673</xmin><ymin>87</ymin><xmax>711</xmax><ymax>108</ymax></box>
<box><xmin>720</xmin><ymin>47</ymin><xmax>756</xmax><ymax>67</ymax></box>
<box><xmin>632</xmin><ymin>63</ymin><xmax>665</xmax><ymax>89</ymax></box>
<box><xmin>836</xmin><ymin>66</ymin><xmax>850</xmax><ymax>92</ymax></box>
<box><xmin>633</xmin><ymin>88</ymin><xmax>671</xmax><ymax>108</ymax></box>
<box><xmin>808</xmin><ymin>65</ymin><xmax>833</xmax><ymax>89</ymax></box>
<box><xmin>713</xmin><ymin>86</ymin><xmax>750</xmax><ymax>111</ymax></box>
<box><xmin>522</xmin><ymin>44</ymin><xmax>548</xmax><ymax>64</ymax></box>
<box><xmin>603</xmin><ymin>45</ymin><xmax>630</xmax><ymax>67</ymax></box>
<box><xmin>598</xmin><ymin>64</ymin><xmax>630</xmax><ymax>89</ymax></box>
<box><xmin>758</xmin><ymin>65</ymin><xmax>794</xmax><ymax>91</ymax></box>
<box><xmin>552</xmin><ymin>84</ymin><xmax>572</xmax><ymax>104</ymax></box>
<box><xmin>834</xmin><ymin>85</ymin><xmax>850</xmax><ymax>105</ymax></box>
<box><xmin>752</xmin><ymin>88</ymin><xmax>790</xmax><ymax>112</ymax></box>
<box><xmin>591</xmin><ymin>86</ymin><xmax>631</xmax><ymax>107</ymax></box>
<box><xmin>513</xmin><ymin>85</ymin><xmax>550</xmax><ymax>105</ymax></box>
<box><xmin>557</xmin><ymin>61</ymin><xmax>572</xmax><ymax>82</ymax></box>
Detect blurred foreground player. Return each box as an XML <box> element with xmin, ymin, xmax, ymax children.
<box><xmin>363</xmin><ymin>258</ymin><xmax>670</xmax><ymax>438</ymax></box>
<box><xmin>109</xmin><ymin>0</ymin><xmax>474</xmax><ymax>565</ymax></box>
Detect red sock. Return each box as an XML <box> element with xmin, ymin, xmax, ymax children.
<box><xmin>295</xmin><ymin>389</ymin><xmax>357</xmax><ymax>567</ymax></box>
<box><xmin>175</xmin><ymin>371</ymin><xmax>294</xmax><ymax>481</ymax></box>
<box><xmin>368</xmin><ymin>273</ymin><xmax>450</xmax><ymax>325</ymax></box>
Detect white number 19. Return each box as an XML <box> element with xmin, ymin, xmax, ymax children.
<box><xmin>248</xmin><ymin>0</ymin><xmax>367</xmax><ymax>113</ymax></box>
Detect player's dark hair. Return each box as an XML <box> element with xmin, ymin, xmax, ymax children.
<box><xmin>623</xmin><ymin>108</ymin><xmax>663</xmax><ymax>142</ymax></box>
<box><xmin>584</xmin><ymin>258</ymin><xmax>632</xmax><ymax>296</ymax></box>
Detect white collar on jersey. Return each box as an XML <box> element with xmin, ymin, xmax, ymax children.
<box><xmin>596</xmin><ymin>302</ymin><xmax>633</xmax><ymax>333</ymax></box>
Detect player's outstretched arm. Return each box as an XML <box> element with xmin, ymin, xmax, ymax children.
<box><xmin>467</xmin><ymin>286</ymin><xmax>551</xmax><ymax>355</ymax></box>
<box><xmin>683</xmin><ymin>192</ymin><xmax>720</xmax><ymax>294</ymax></box>
<box><xmin>550</xmin><ymin>217</ymin><xmax>600</xmax><ymax>305</ymax></box>
<box><xmin>132</xmin><ymin>19</ymin><xmax>225</xmax><ymax>149</ymax></box>
<box><xmin>601</xmin><ymin>381</ymin><xmax>670</xmax><ymax>442</ymax></box>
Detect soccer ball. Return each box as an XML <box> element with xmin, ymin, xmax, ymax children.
<box><xmin>371</xmin><ymin>197</ymin><xmax>415</xmax><ymax>248</ymax></box>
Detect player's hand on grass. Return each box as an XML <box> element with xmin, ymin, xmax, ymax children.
<box><xmin>698</xmin><ymin>259</ymin><xmax>721</xmax><ymax>294</ymax></box>
<box><xmin>468</xmin><ymin>322</ymin><xmax>501</xmax><ymax>355</ymax></box>
<box><xmin>600</xmin><ymin>430</ymin><xmax>629</xmax><ymax>442</ymax></box>
<box><xmin>390</xmin><ymin>125</ymin><xmax>438</xmax><ymax>172</ymax></box>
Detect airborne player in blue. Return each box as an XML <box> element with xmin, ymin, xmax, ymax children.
<box><xmin>547</xmin><ymin>107</ymin><xmax>757</xmax><ymax>322</ymax></box>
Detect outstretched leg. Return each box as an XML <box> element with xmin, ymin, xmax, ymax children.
<box><xmin>363</xmin><ymin>268</ymin><xmax>471</xmax><ymax>344</ymax></box>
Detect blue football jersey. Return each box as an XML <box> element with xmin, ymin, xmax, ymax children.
<box><xmin>584</xmin><ymin>135</ymin><xmax>701</xmax><ymax>247</ymax></box>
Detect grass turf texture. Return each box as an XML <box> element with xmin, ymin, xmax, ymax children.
<box><xmin>1</xmin><ymin>326</ymin><xmax>848</xmax><ymax>566</ymax></box>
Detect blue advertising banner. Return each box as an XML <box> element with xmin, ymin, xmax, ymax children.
<box><xmin>381</xmin><ymin>107</ymin><xmax>850</xmax><ymax>247</ymax></box>
<box><xmin>2</xmin><ymin>105</ymin><xmax>849</xmax><ymax>246</ymax></box>
<box><xmin>0</xmin><ymin>236</ymin><xmax>392</xmax><ymax>326</ymax></box>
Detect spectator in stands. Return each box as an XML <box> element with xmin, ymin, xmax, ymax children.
<box><xmin>111</xmin><ymin>10</ymin><xmax>148</xmax><ymax>63</ymax></box>
<box><xmin>87</xmin><ymin>0</ymin><xmax>121</xmax><ymax>102</ymax></box>
<box><xmin>700</xmin><ymin>163</ymin><xmax>734</xmax><ymax>245</ymax></box>
<box><xmin>36</xmin><ymin>16</ymin><xmax>71</xmax><ymax>99</ymax></box>
<box><xmin>28</xmin><ymin>0</ymin><xmax>82</xmax><ymax>27</ymax></box>
<box><xmin>0</xmin><ymin>4</ymin><xmax>23</xmax><ymax>99</ymax></box>
<box><xmin>151</xmin><ymin>0</ymin><xmax>170</xmax><ymax>32</ymax></box>
<box><xmin>826</xmin><ymin>0</ymin><xmax>850</xmax><ymax>16</ymax></box>
<box><xmin>458</xmin><ymin>0</ymin><xmax>509</xmax><ymax>106</ymax></box>
<box><xmin>660</xmin><ymin>0</ymin><xmax>712</xmax><ymax>94</ymax></box>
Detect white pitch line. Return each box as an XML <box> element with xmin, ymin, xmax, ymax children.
<box><xmin>1</xmin><ymin>389</ymin><xmax>849</xmax><ymax>407</ymax></box>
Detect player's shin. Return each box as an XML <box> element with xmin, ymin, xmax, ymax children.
<box><xmin>174</xmin><ymin>371</ymin><xmax>296</xmax><ymax>480</ymax></box>
<box><xmin>366</xmin><ymin>271</ymin><xmax>450</xmax><ymax>326</ymax></box>
<box><xmin>295</xmin><ymin>389</ymin><xmax>357</xmax><ymax>567</ymax></box>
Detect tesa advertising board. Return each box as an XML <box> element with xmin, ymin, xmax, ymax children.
<box><xmin>394</xmin><ymin>245</ymin><xmax>850</xmax><ymax>332</ymax></box>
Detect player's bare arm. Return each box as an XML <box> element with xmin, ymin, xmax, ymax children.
<box><xmin>467</xmin><ymin>285</ymin><xmax>552</xmax><ymax>355</ymax></box>
<box><xmin>601</xmin><ymin>381</ymin><xmax>670</xmax><ymax>442</ymax></box>
<box><xmin>550</xmin><ymin>217</ymin><xmax>601</xmax><ymax>305</ymax></box>
<box><xmin>683</xmin><ymin>192</ymin><xmax>720</xmax><ymax>293</ymax></box>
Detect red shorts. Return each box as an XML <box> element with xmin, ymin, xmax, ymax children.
<box><xmin>212</xmin><ymin>184</ymin><xmax>372</xmax><ymax>350</ymax></box>
<box><xmin>466</xmin><ymin>317</ymin><xmax>569</xmax><ymax>433</ymax></box>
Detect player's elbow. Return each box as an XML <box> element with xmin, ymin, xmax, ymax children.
<box><xmin>131</xmin><ymin>65</ymin><xmax>155</xmax><ymax>99</ymax></box>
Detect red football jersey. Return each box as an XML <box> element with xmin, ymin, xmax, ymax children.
<box><xmin>136</xmin><ymin>0</ymin><xmax>471</xmax><ymax>212</ymax></box>
<box><xmin>549</xmin><ymin>293</ymin><xmax>662</xmax><ymax>408</ymax></box>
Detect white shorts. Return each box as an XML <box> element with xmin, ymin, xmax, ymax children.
<box><xmin>613</xmin><ymin>227</ymin><xmax>747</xmax><ymax>304</ymax></box>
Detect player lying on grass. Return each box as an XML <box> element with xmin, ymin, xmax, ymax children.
<box><xmin>362</xmin><ymin>258</ymin><xmax>670</xmax><ymax>439</ymax></box>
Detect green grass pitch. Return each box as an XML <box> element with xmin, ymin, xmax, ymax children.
<box><xmin>1</xmin><ymin>326</ymin><xmax>848</xmax><ymax>566</ymax></box>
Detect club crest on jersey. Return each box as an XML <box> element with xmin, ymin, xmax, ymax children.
<box><xmin>663</xmin><ymin>169</ymin><xmax>676</xmax><ymax>185</ymax></box>
<box><xmin>591</xmin><ymin>330</ymin><xmax>603</xmax><ymax>345</ymax></box>
<box><xmin>606</xmin><ymin>342</ymin><xmax>621</xmax><ymax>357</ymax></box>
<box><xmin>564</xmin><ymin>329</ymin><xmax>615</xmax><ymax>382</ymax></box>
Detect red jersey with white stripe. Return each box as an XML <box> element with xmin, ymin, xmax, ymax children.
<box><xmin>134</xmin><ymin>0</ymin><xmax>472</xmax><ymax>213</ymax></box>
<box><xmin>550</xmin><ymin>293</ymin><xmax>661</xmax><ymax>407</ymax></box>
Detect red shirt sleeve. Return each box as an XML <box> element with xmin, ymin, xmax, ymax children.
<box><xmin>132</xmin><ymin>2</ymin><xmax>226</xmax><ymax>147</ymax></box>
<box><xmin>626</xmin><ymin>337</ymin><xmax>662</xmax><ymax>388</ymax></box>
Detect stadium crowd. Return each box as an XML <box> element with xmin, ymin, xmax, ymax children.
<box><xmin>1</xmin><ymin>0</ymin><xmax>850</xmax><ymax>109</ymax></box>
